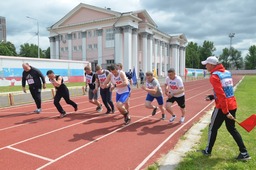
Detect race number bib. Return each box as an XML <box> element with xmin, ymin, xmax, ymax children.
<box><xmin>27</xmin><ymin>79</ymin><xmax>35</xmax><ymax>85</ymax></box>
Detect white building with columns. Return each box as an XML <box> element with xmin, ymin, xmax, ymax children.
<box><xmin>48</xmin><ymin>3</ymin><xmax>187</xmax><ymax>77</ymax></box>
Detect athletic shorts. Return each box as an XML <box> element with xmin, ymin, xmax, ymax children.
<box><xmin>166</xmin><ymin>95</ymin><xmax>185</xmax><ymax>108</ymax></box>
<box><xmin>88</xmin><ymin>88</ymin><xmax>99</xmax><ymax>100</ymax></box>
<box><xmin>146</xmin><ymin>94</ymin><xmax>164</xmax><ymax>105</ymax></box>
<box><xmin>116</xmin><ymin>92</ymin><xmax>130</xmax><ymax>103</ymax></box>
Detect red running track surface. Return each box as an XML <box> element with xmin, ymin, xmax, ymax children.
<box><xmin>0</xmin><ymin>76</ymin><xmax>243</xmax><ymax>170</ymax></box>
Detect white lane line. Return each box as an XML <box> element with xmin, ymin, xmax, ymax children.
<box><xmin>37</xmin><ymin>88</ymin><xmax>212</xmax><ymax>169</ymax></box>
<box><xmin>36</xmin><ymin>115</ymin><xmax>151</xmax><ymax>170</ymax></box>
<box><xmin>0</xmin><ymin>116</ymin><xmax>101</xmax><ymax>151</ymax></box>
<box><xmin>134</xmin><ymin>101</ymin><xmax>214</xmax><ymax>170</ymax></box>
<box><xmin>7</xmin><ymin>146</ymin><xmax>53</xmax><ymax>162</ymax></box>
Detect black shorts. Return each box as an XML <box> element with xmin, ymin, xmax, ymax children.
<box><xmin>166</xmin><ymin>95</ymin><xmax>185</xmax><ymax>108</ymax></box>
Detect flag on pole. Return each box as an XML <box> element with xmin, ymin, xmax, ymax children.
<box><xmin>153</xmin><ymin>68</ymin><xmax>158</xmax><ymax>79</ymax></box>
<box><xmin>235</xmin><ymin>114</ymin><xmax>256</xmax><ymax>132</ymax></box>
<box><xmin>132</xmin><ymin>67</ymin><xmax>137</xmax><ymax>85</ymax></box>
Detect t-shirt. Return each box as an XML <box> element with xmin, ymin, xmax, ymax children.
<box><xmin>85</xmin><ymin>72</ymin><xmax>96</xmax><ymax>89</ymax></box>
<box><xmin>96</xmin><ymin>70</ymin><xmax>110</xmax><ymax>88</ymax></box>
<box><xmin>146</xmin><ymin>78</ymin><xmax>163</xmax><ymax>97</ymax></box>
<box><xmin>165</xmin><ymin>75</ymin><xmax>184</xmax><ymax>97</ymax></box>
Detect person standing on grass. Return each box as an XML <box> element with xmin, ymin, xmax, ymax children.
<box><xmin>84</xmin><ymin>66</ymin><xmax>103</xmax><ymax>112</ymax></box>
<box><xmin>102</xmin><ymin>64</ymin><xmax>131</xmax><ymax>125</ymax></box>
<box><xmin>22</xmin><ymin>63</ymin><xmax>46</xmax><ymax>113</ymax></box>
<box><xmin>95</xmin><ymin>65</ymin><xmax>115</xmax><ymax>114</ymax></box>
<box><xmin>46</xmin><ymin>70</ymin><xmax>78</xmax><ymax>118</ymax></box>
<box><xmin>141</xmin><ymin>71</ymin><xmax>166</xmax><ymax>120</ymax></box>
<box><xmin>201</xmin><ymin>56</ymin><xmax>251</xmax><ymax>160</ymax></box>
<box><xmin>165</xmin><ymin>68</ymin><xmax>186</xmax><ymax>123</ymax></box>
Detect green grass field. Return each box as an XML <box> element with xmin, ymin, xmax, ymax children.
<box><xmin>0</xmin><ymin>82</ymin><xmax>85</xmax><ymax>93</ymax></box>
<box><xmin>174</xmin><ymin>75</ymin><xmax>256</xmax><ymax>170</ymax></box>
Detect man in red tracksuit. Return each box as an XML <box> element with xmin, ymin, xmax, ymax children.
<box><xmin>201</xmin><ymin>56</ymin><xmax>251</xmax><ymax>161</ymax></box>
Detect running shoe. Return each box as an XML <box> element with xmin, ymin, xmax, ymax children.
<box><xmin>96</xmin><ymin>104</ymin><xmax>103</xmax><ymax>112</ymax></box>
<box><xmin>180</xmin><ymin>116</ymin><xmax>185</xmax><ymax>123</ymax></box>
<box><xmin>111</xmin><ymin>109</ymin><xmax>115</xmax><ymax>114</ymax></box>
<box><xmin>34</xmin><ymin>109</ymin><xmax>41</xmax><ymax>114</ymax></box>
<box><xmin>201</xmin><ymin>150</ymin><xmax>211</xmax><ymax>156</ymax></box>
<box><xmin>60</xmin><ymin>112</ymin><xmax>67</xmax><ymax>118</ymax></box>
<box><xmin>124</xmin><ymin>112</ymin><xmax>131</xmax><ymax>125</ymax></box>
<box><xmin>169</xmin><ymin>115</ymin><xmax>176</xmax><ymax>122</ymax></box>
<box><xmin>152</xmin><ymin>107</ymin><xmax>158</xmax><ymax>116</ymax></box>
<box><xmin>161</xmin><ymin>114</ymin><xmax>166</xmax><ymax>120</ymax></box>
<box><xmin>105</xmin><ymin>110</ymin><xmax>111</xmax><ymax>114</ymax></box>
<box><xmin>236</xmin><ymin>152</ymin><xmax>251</xmax><ymax>161</ymax></box>
<box><xmin>74</xmin><ymin>105</ymin><xmax>78</xmax><ymax>111</ymax></box>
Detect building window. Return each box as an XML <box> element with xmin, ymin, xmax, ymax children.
<box><xmin>73</xmin><ymin>32</ymin><xmax>77</xmax><ymax>39</ymax></box>
<box><xmin>106</xmin><ymin>60</ymin><xmax>115</xmax><ymax>64</ymax></box>
<box><xmin>73</xmin><ymin>46</ymin><xmax>77</xmax><ymax>51</ymax></box>
<box><xmin>105</xmin><ymin>28</ymin><xmax>114</xmax><ymax>48</ymax></box>
<box><xmin>88</xmin><ymin>31</ymin><xmax>92</xmax><ymax>38</ymax></box>
<box><xmin>61</xmin><ymin>47</ymin><xmax>64</xmax><ymax>52</ymax></box>
<box><xmin>65</xmin><ymin>47</ymin><xmax>68</xmax><ymax>51</ymax></box>
<box><xmin>78</xmin><ymin>45</ymin><xmax>82</xmax><ymax>51</ymax></box>
<box><xmin>78</xmin><ymin>32</ymin><xmax>82</xmax><ymax>39</ymax></box>
<box><xmin>94</xmin><ymin>44</ymin><xmax>98</xmax><ymax>49</ymax></box>
<box><xmin>88</xmin><ymin>44</ymin><xmax>93</xmax><ymax>50</ymax></box>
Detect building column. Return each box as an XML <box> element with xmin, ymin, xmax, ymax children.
<box><xmin>123</xmin><ymin>26</ymin><xmax>132</xmax><ymax>71</ymax></box>
<box><xmin>82</xmin><ymin>31</ymin><xmax>87</xmax><ymax>61</ymax></box>
<box><xmin>49</xmin><ymin>37</ymin><xmax>55</xmax><ymax>59</ymax></box>
<box><xmin>154</xmin><ymin>39</ymin><xmax>158</xmax><ymax>72</ymax></box>
<box><xmin>114</xmin><ymin>27</ymin><xmax>123</xmax><ymax>64</ymax></box>
<box><xmin>142</xmin><ymin>32</ymin><xmax>148</xmax><ymax>73</ymax></box>
<box><xmin>147</xmin><ymin>34</ymin><xmax>153</xmax><ymax>72</ymax></box>
<box><xmin>164</xmin><ymin>43</ymin><xmax>168</xmax><ymax>77</ymax></box>
<box><xmin>159</xmin><ymin>41</ymin><xmax>163</xmax><ymax>76</ymax></box>
<box><xmin>97</xmin><ymin>29</ymin><xmax>103</xmax><ymax>65</ymax></box>
<box><xmin>176</xmin><ymin>45</ymin><xmax>180</xmax><ymax>75</ymax></box>
<box><xmin>179</xmin><ymin>46</ymin><xmax>186</xmax><ymax>76</ymax></box>
<box><xmin>171</xmin><ymin>44</ymin><xmax>178</xmax><ymax>72</ymax></box>
<box><xmin>132</xmin><ymin>29</ymin><xmax>138</xmax><ymax>75</ymax></box>
<box><xmin>67</xmin><ymin>33</ymin><xmax>72</xmax><ymax>60</ymax></box>
<box><xmin>55</xmin><ymin>36</ymin><xmax>60</xmax><ymax>59</ymax></box>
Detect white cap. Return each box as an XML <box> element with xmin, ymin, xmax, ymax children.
<box><xmin>201</xmin><ymin>56</ymin><xmax>219</xmax><ymax>65</ymax></box>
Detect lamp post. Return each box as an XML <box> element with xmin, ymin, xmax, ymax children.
<box><xmin>27</xmin><ymin>16</ymin><xmax>40</xmax><ymax>58</ymax></box>
<box><xmin>229</xmin><ymin>33</ymin><xmax>235</xmax><ymax>56</ymax></box>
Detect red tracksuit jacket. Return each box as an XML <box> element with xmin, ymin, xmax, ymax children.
<box><xmin>210</xmin><ymin>64</ymin><xmax>237</xmax><ymax>114</ymax></box>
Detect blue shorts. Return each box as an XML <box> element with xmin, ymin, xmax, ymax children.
<box><xmin>146</xmin><ymin>94</ymin><xmax>164</xmax><ymax>105</ymax></box>
<box><xmin>116</xmin><ymin>92</ymin><xmax>130</xmax><ymax>103</ymax></box>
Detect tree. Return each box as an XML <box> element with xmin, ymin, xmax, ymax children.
<box><xmin>42</xmin><ymin>47</ymin><xmax>50</xmax><ymax>59</ymax></box>
<box><xmin>0</xmin><ymin>41</ymin><xmax>17</xmax><ymax>56</ymax></box>
<box><xmin>19</xmin><ymin>43</ymin><xmax>44</xmax><ymax>58</ymax></box>
<box><xmin>219</xmin><ymin>48</ymin><xmax>230</xmax><ymax>69</ymax></box>
<box><xmin>185</xmin><ymin>42</ymin><xmax>200</xmax><ymax>68</ymax></box>
<box><xmin>229</xmin><ymin>48</ymin><xmax>243</xmax><ymax>70</ymax></box>
<box><xmin>198</xmin><ymin>41</ymin><xmax>216</xmax><ymax>69</ymax></box>
<box><xmin>244</xmin><ymin>45</ymin><xmax>256</xmax><ymax>69</ymax></box>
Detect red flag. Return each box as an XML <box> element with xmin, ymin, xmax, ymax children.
<box><xmin>236</xmin><ymin>114</ymin><xmax>256</xmax><ymax>132</ymax></box>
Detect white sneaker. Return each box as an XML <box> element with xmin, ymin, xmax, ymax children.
<box><xmin>169</xmin><ymin>115</ymin><xmax>176</xmax><ymax>122</ymax></box>
<box><xmin>180</xmin><ymin>116</ymin><xmax>185</xmax><ymax>123</ymax></box>
<box><xmin>34</xmin><ymin>109</ymin><xmax>41</xmax><ymax>114</ymax></box>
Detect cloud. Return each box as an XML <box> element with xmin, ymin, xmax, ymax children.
<box><xmin>1</xmin><ymin>0</ymin><xmax>256</xmax><ymax>57</ymax></box>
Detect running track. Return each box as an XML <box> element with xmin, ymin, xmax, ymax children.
<box><xmin>0</xmin><ymin>76</ymin><xmax>242</xmax><ymax>170</ymax></box>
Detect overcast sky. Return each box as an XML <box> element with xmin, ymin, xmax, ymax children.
<box><xmin>1</xmin><ymin>0</ymin><xmax>255</xmax><ymax>57</ymax></box>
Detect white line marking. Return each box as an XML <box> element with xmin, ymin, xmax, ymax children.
<box><xmin>7</xmin><ymin>146</ymin><xmax>53</xmax><ymax>162</ymax></box>
<box><xmin>36</xmin><ymin>115</ymin><xmax>151</xmax><ymax>170</ymax></box>
<box><xmin>134</xmin><ymin>101</ymin><xmax>214</xmax><ymax>170</ymax></box>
